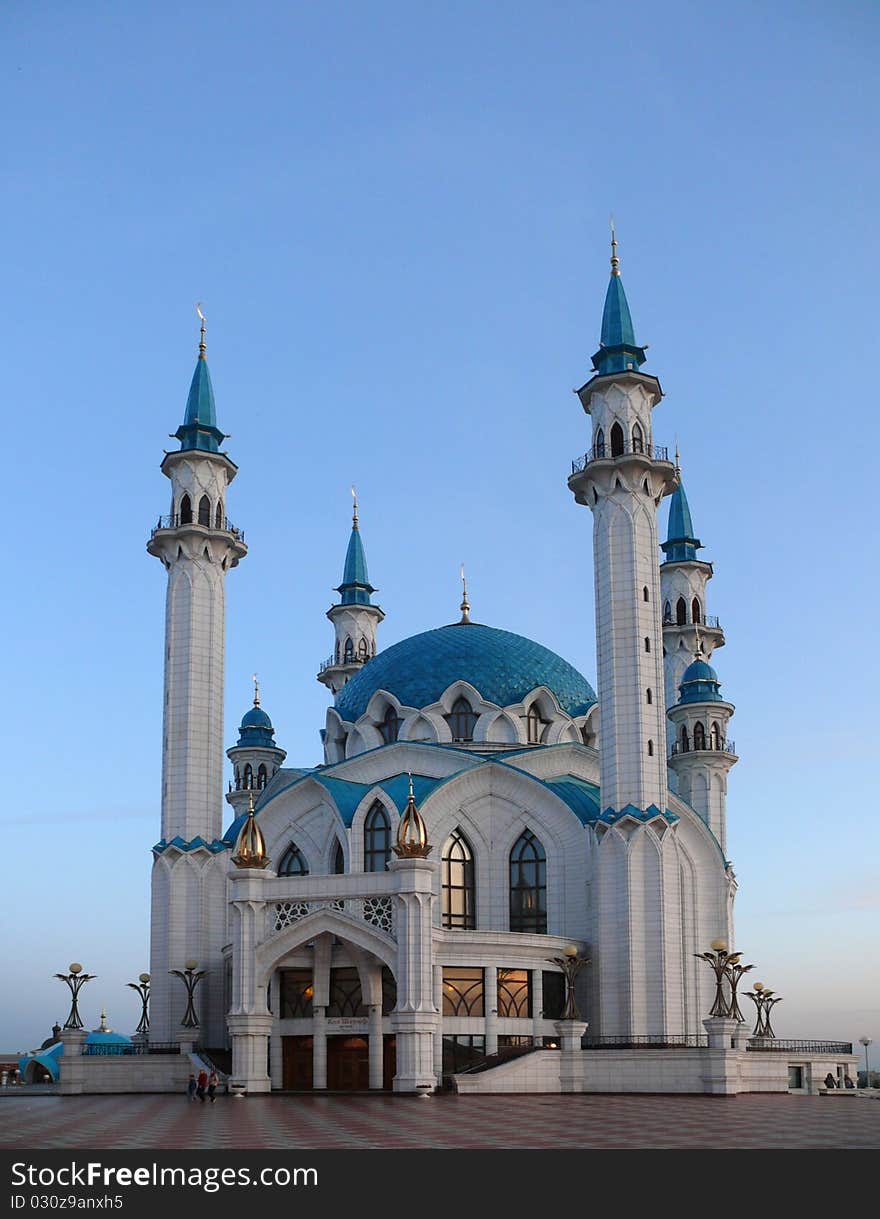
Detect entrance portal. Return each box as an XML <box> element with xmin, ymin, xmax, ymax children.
<box><xmin>327</xmin><ymin>1036</ymin><xmax>369</xmax><ymax>1090</ymax></box>
<box><xmin>282</xmin><ymin>1036</ymin><xmax>313</xmax><ymax>1090</ymax></box>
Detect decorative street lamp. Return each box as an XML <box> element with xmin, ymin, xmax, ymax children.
<box><xmin>547</xmin><ymin>944</ymin><xmax>590</xmax><ymax>1021</ymax></box>
<box><xmin>745</xmin><ymin>981</ymin><xmax>782</xmax><ymax>1039</ymax></box>
<box><xmin>54</xmin><ymin>963</ymin><xmax>96</xmax><ymax>1030</ymax></box>
<box><xmin>127</xmin><ymin>973</ymin><xmax>151</xmax><ymax>1035</ymax></box>
<box><xmin>169</xmin><ymin>960</ymin><xmax>206</xmax><ymax>1029</ymax></box>
<box><xmin>694</xmin><ymin>940</ymin><xmax>732</xmax><ymax>1017</ymax></box>
<box><xmin>859</xmin><ymin>1036</ymin><xmax>872</xmax><ymax>1087</ymax></box>
<box><xmin>694</xmin><ymin>939</ymin><xmax>754</xmax><ymax>1020</ymax></box>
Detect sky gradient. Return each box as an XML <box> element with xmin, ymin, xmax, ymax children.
<box><xmin>1</xmin><ymin>1</ymin><xmax>877</xmax><ymax>1057</ymax></box>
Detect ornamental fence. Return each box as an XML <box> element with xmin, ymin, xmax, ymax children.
<box><xmin>151</xmin><ymin>514</ymin><xmax>245</xmax><ymax>543</ymax></box>
<box><xmin>571</xmin><ymin>443</ymin><xmax>669</xmax><ymax>474</ymax></box>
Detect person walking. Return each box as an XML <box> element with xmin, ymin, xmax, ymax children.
<box><xmin>207</xmin><ymin>1070</ymin><xmax>218</xmax><ymax>1103</ymax></box>
<box><xmin>196</xmin><ymin>1068</ymin><xmax>208</xmax><ymax>1102</ymax></box>
<box><xmin>186</xmin><ymin>1073</ymin><xmax>197</xmax><ymax>1102</ymax></box>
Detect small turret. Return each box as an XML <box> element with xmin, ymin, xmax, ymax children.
<box><xmin>226</xmin><ymin>677</ymin><xmax>286</xmax><ymax>817</ymax></box>
<box><xmin>317</xmin><ymin>490</ymin><xmax>385</xmax><ymax>696</ymax></box>
<box><xmin>667</xmin><ymin>641</ymin><xmax>737</xmax><ymax>852</ymax></box>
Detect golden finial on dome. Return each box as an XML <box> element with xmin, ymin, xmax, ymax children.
<box><xmin>393</xmin><ymin>774</ymin><xmax>432</xmax><ymax>859</ymax></box>
<box><xmin>196</xmin><ymin>303</ymin><xmax>207</xmax><ymax>360</ymax></box>
<box><xmin>232</xmin><ymin>791</ymin><xmax>270</xmax><ymax>869</ymax></box>
<box><xmin>252</xmin><ymin>673</ymin><xmax>260</xmax><ymax>707</ymax></box>
<box><xmin>459</xmin><ymin>564</ymin><xmax>471</xmax><ymax>624</ymax></box>
<box><xmin>351</xmin><ymin>485</ymin><xmax>359</xmax><ymax>530</ymax></box>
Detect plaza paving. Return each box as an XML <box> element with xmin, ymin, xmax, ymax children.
<box><xmin>0</xmin><ymin>1092</ymin><xmax>878</xmax><ymax>1149</ymax></box>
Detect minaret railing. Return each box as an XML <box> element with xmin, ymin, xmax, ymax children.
<box><xmin>669</xmin><ymin>738</ymin><xmax>735</xmax><ymax>758</ymax></box>
<box><xmin>571</xmin><ymin>443</ymin><xmax>669</xmax><ymax>473</ymax></box>
<box><xmin>151</xmin><ymin>514</ymin><xmax>245</xmax><ymax>542</ymax></box>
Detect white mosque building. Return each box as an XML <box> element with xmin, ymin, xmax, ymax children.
<box><xmin>137</xmin><ymin>239</ymin><xmax>854</xmax><ymax>1096</ymax></box>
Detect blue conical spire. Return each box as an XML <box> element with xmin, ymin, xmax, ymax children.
<box><xmin>336</xmin><ymin>491</ymin><xmax>376</xmax><ymax>606</ymax></box>
<box><xmin>173</xmin><ymin>309</ymin><xmax>226</xmax><ymax>453</ymax></box>
<box><xmin>591</xmin><ymin>227</ymin><xmax>648</xmax><ymax>377</ymax></box>
<box><xmin>661</xmin><ymin>480</ymin><xmax>702</xmax><ymax>562</ymax></box>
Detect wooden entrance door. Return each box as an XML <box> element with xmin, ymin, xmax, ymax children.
<box><xmin>383</xmin><ymin>1035</ymin><xmax>396</xmax><ymax>1091</ymax></box>
<box><xmin>282</xmin><ymin>1036</ymin><xmax>313</xmax><ymax>1090</ymax></box>
<box><xmin>326</xmin><ymin>1036</ymin><xmax>369</xmax><ymax>1090</ymax></box>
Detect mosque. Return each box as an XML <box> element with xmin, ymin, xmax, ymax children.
<box><xmin>136</xmin><ymin>237</ymin><xmax>853</xmax><ymax>1096</ymax></box>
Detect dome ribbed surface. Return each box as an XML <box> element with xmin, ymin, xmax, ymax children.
<box><xmin>334</xmin><ymin>623</ymin><xmax>596</xmax><ymax>722</ymax></box>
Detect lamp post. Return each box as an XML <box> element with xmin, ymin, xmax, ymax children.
<box><xmin>127</xmin><ymin>973</ymin><xmax>151</xmax><ymax>1035</ymax></box>
<box><xmin>724</xmin><ymin>953</ymin><xmax>755</xmax><ymax>1024</ymax></box>
<box><xmin>169</xmin><ymin>960</ymin><xmax>206</xmax><ymax>1029</ymax></box>
<box><xmin>746</xmin><ymin>982</ymin><xmax>782</xmax><ymax>1039</ymax></box>
<box><xmin>547</xmin><ymin>944</ymin><xmax>590</xmax><ymax>1021</ymax></box>
<box><xmin>54</xmin><ymin>963</ymin><xmax>96</xmax><ymax>1030</ymax></box>
<box><xmin>694</xmin><ymin>940</ymin><xmax>754</xmax><ymax>1020</ymax></box>
<box><xmin>859</xmin><ymin>1036</ymin><xmax>872</xmax><ymax>1088</ymax></box>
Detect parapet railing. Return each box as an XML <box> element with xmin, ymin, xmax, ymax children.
<box><xmin>151</xmin><ymin>514</ymin><xmax>245</xmax><ymax>543</ymax></box>
<box><xmin>581</xmin><ymin>1035</ymin><xmax>709</xmax><ymax>1049</ymax></box>
<box><xmin>84</xmin><ymin>1042</ymin><xmax>182</xmax><ymax>1056</ymax></box>
<box><xmin>663</xmin><ymin>614</ymin><xmax>722</xmax><ymax>630</ymax></box>
<box><xmin>571</xmin><ymin>443</ymin><xmax>669</xmax><ymax>474</ymax></box>
<box><xmin>670</xmin><ymin>739</ymin><xmax>736</xmax><ymax>757</ymax></box>
<box><xmin>746</xmin><ymin>1039</ymin><xmax>853</xmax><ymax>1054</ymax></box>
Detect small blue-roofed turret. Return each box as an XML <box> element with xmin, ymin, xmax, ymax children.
<box><xmin>226</xmin><ymin>677</ymin><xmax>287</xmax><ymax>818</ymax></box>
<box><xmin>667</xmin><ymin>640</ymin><xmax>737</xmax><ymax>853</ymax></box>
<box><xmin>317</xmin><ymin>489</ymin><xmax>385</xmax><ymax>701</ymax></box>
<box><xmin>173</xmin><ymin>307</ymin><xmax>227</xmax><ymax>453</ymax></box>
<box><xmin>590</xmin><ymin>227</ymin><xmax>649</xmax><ymax>377</ymax></box>
<box><xmin>659</xmin><ymin>465</ymin><xmax>725</xmax><ymax>755</ymax></box>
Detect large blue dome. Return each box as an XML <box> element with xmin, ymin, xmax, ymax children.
<box><xmin>334</xmin><ymin>623</ymin><xmax>596</xmax><ymax>722</ymax></box>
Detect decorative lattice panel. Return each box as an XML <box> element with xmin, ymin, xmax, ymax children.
<box><xmin>273</xmin><ymin>901</ymin><xmax>311</xmax><ymax>931</ymax></box>
<box><xmin>361</xmin><ymin>896</ymin><xmax>394</xmax><ymax>935</ymax></box>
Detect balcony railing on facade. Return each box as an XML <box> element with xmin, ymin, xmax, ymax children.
<box><xmin>663</xmin><ymin>614</ymin><xmax>721</xmax><ymax>630</ymax></box>
<box><xmin>669</xmin><ymin>738</ymin><xmax>736</xmax><ymax>758</ymax></box>
<box><xmin>746</xmin><ymin>1040</ymin><xmax>853</xmax><ymax>1054</ymax></box>
<box><xmin>151</xmin><ymin>514</ymin><xmax>245</xmax><ymax>543</ymax></box>
<box><xmin>318</xmin><ymin>652</ymin><xmax>371</xmax><ymax>674</ymax></box>
<box><xmin>571</xmin><ymin>442</ymin><xmax>669</xmax><ymax>475</ymax></box>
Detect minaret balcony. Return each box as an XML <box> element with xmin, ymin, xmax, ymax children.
<box><xmin>150</xmin><ymin>514</ymin><xmax>246</xmax><ymax>544</ymax></box>
<box><xmin>571</xmin><ymin>442</ymin><xmax>670</xmax><ymax>475</ymax></box>
<box><xmin>318</xmin><ymin>652</ymin><xmax>370</xmax><ymax>676</ymax></box>
<box><xmin>663</xmin><ymin>613</ymin><xmax>721</xmax><ymax>630</ymax></box>
<box><xmin>669</xmin><ymin>738</ymin><xmax>736</xmax><ymax>759</ymax></box>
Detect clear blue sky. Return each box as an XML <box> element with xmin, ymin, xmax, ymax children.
<box><xmin>1</xmin><ymin>1</ymin><xmax>877</xmax><ymax>1055</ymax></box>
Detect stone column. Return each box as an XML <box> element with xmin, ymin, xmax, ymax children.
<box><xmin>58</xmin><ymin>1029</ymin><xmax>87</xmax><ymax>1096</ymax></box>
<box><xmin>388</xmin><ymin>856</ymin><xmax>439</xmax><ymax>1093</ymax></box>
<box><xmin>433</xmin><ymin>964</ymin><xmax>444</xmax><ymax>1079</ymax></box>
<box><xmin>554</xmin><ymin>1020</ymin><xmax>587</xmax><ymax>1093</ymax></box>
<box><xmin>485</xmin><ymin>966</ymin><xmax>498</xmax><ymax>1055</ymax></box>
<box><xmin>227</xmin><ymin>1013</ymin><xmax>272</xmax><ymax>1093</ymax></box>
<box><xmin>312</xmin><ymin>1008</ymin><xmax>327</xmax><ymax>1090</ymax></box>
<box><xmin>368</xmin><ymin>1005</ymin><xmax>383</xmax><ymax>1089</ymax></box>
<box><xmin>701</xmin><ymin>1016</ymin><xmax>742</xmax><ymax>1095</ymax></box>
<box><xmin>531</xmin><ymin>968</ymin><xmax>544</xmax><ymax>1047</ymax></box>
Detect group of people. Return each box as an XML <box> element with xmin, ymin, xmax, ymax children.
<box><xmin>187</xmin><ymin>1069</ymin><xmax>219</xmax><ymax>1103</ymax></box>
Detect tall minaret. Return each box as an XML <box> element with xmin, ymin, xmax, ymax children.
<box><xmin>147</xmin><ymin>312</ymin><xmax>246</xmax><ymax>1045</ymax></box>
<box><xmin>317</xmin><ymin>490</ymin><xmax>384</xmax><ymax>695</ymax></box>
<box><xmin>660</xmin><ymin>475</ymin><xmax>725</xmax><ymax>753</ymax></box>
<box><xmin>147</xmin><ymin>310</ymin><xmax>247</xmax><ymax>844</ymax></box>
<box><xmin>568</xmin><ymin>232</ymin><xmax>682</xmax><ymax>1038</ymax></box>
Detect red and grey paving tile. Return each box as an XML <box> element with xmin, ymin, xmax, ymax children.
<box><xmin>1</xmin><ymin>1093</ymin><xmax>878</xmax><ymax>1150</ymax></box>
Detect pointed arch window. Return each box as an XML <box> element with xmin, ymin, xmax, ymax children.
<box><xmin>343</xmin><ymin>637</ymin><xmax>354</xmax><ymax>664</ymax></box>
<box><xmin>447</xmin><ymin>697</ymin><xmax>478</xmax><ymax>742</ymax></box>
<box><xmin>711</xmin><ymin>721</ymin><xmax>722</xmax><ymax>750</ymax></box>
<box><xmin>243</xmin><ymin>763</ymin><xmax>254</xmax><ymax>789</ymax></box>
<box><xmin>644</xmin><ymin>637</ymin><xmax>651</xmax><ymax>653</ymax></box>
<box><xmin>278</xmin><ymin>841</ymin><xmax>309</xmax><ymax>876</ymax></box>
<box><xmin>526</xmin><ymin>704</ymin><xmax>545</xmax><ymax>744</ymax></box>
<box><xmin>646</xmin><ymin>688</ymin><xmax>652</xmax><ymax>704</ymax></box>
<box><xmin>379</xmin><ymin>705</ymin><xmax>400</xmax><ymax>745</ymax></box>
<box><xmin>679</xmin><ymin>724</ymin><xmax>689</xmax><ymax>753</ymax></box>
<box><xmin>198</xmin><ymin>495</ymin><xmax>211</xmax><ymax>527</ymax></box>
<box><xmin>509</xmin><ymin>829</ymin><xmax>547</xmax><ymax>933</ymax></box>
<box><xmin>215</xmin><ymin>502</ymin><xmax>223</xmax><ymax>529</ymax></box>
<box><xmin>357</xmin><ymin>637</ymin><xmax>369</xmax><ymax>660</ymax></box>
<box><xmin>179</xmin><ymin>494</ymin><xmax>192</xmax><ymax>525</ymax></box>
<box><xmin>332</xmin><ymin>840</ymin><xmax>345</xmax><ymax>874</ymax></box>
<box><xmin>648</xmin><ymin>739</ymin><xmax>654</xmax><ymax>756</ymax></box>
<box><xmin>595</xmin><ymin>427</ymin><xmax>606</xmax><ymax>459</ymax></box>
<box><xmin>364</xmin><ymin>801</ymin><xmax>391</xmax><ymax>872</ymax></box>
<box><xmin>442</xmin><ymin>829</ymin><xmax>475</xmax><ymax>929</ymax></box>
<box><xmin>610</xmin><ymin>422</ymin><xmax>625</xmax><ymax>458</ymax></box>
<box><xmin>643</xmin><ymin>586</ymin><xmax>650</xmax><ymax>602</ymax></box>
<box><xmin>693</xmin><ymin>721</ymin><xmax>707</xmax><ymax>751</ymax></box>
<box><xmin>257</xmin><ymin>764</ymin><xmax>268</xmax><ymax>790</ymax></box>
<box><xmin>676</xmin><ymin>597</ymin><xmax>688</xmax><ymax>626</ymax></box>
<box><xmin>692</xmin><ymin>597</ymin><xmax>702</xmax><ymax>624</ymax></box>
<box><xmin>632</xmin><ymin>422</ymin><xmax>644</xmax><ymax>454</ymax></box>
<box><xmin>663</xmin><ymin>600</ymin><xmax>672</xmax><ymax>624</ymax></box>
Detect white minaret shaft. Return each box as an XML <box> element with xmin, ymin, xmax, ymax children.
<box><xmin>147</xmin><ymin>340</ymin><xmax>246</xmax><ymax>844</ymax></box>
